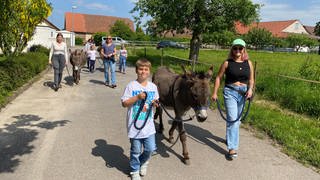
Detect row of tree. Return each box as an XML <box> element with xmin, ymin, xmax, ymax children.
<box><xmin>202</xmin><ymin>28</ymin><xmax>319</xmax><ymax>51</ymax></box>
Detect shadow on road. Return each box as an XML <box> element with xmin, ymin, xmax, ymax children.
<box><xmin>184</xmin><ymin>123</ymin><xmax>227</xmax><ymax>155</ymax></box>
<box><xmin>0</xmin><ymin>114</ymin><xmax>70</xmax><ymax>173</ymax></box>
<box><xmin>91</xmin><ymin>139</ymin><xmax>130</xmax><ymax>175</ymax></box>
<box><xmin>89</xmin><ymin>79</ymin><xmax>105</xmax><ymax>85</ymax></box>
<box><xmin>153</xmin><ymin>122</ymin><xmax>185</xmax><ymax>163</ymax></box>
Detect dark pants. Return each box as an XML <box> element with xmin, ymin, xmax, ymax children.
<box><xmin>89</xmin><ymin>60</ymin><xmax>95</xmax><ymax>72</ymax></box>
<box><xmin>51</xmin><ymin>54</ymin><xmax>66</xmax><ymax>87</ymax></box>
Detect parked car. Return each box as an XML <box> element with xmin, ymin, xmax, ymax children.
<box><xmin>156</xmin><ymin>41</ymin><xmax>187</xmax><ymax>49</ymax></box>
<box><xmin>101</xmin><ymin>36</ymin><xmax>128</xmax><ymax>46</ymax></box>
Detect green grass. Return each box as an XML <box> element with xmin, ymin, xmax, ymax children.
<box><xmin>127</xmin><ymin>47</ymin><xmax>320</xmax><ymax>170</ymax></box>
<box><xmin>247</xmin><ymin>103</ymin><xmax>320</xmax><ymax>169</ymax></box>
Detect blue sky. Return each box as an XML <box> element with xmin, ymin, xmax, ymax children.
<box><xmin>47</xmin><ymin>0</ymin><xmax>320</xmax><ymax>30</ymax></box>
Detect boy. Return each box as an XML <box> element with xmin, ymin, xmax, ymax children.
<box><xmin>121</xmin><ymin>58</ymin><xmax>159</xmax><ymax>180</ymax></box>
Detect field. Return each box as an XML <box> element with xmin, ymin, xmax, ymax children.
<box><xmin>127</xmin><ymin>47</ymin><xmax>320</xmax><ymax>170</ymax></box>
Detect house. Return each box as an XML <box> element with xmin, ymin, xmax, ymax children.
<box><xmin>64</xmin><ymin>12</ymin><xmax>134</xmax><ymax>41</ymax></box>
<box><xmin>235</xmin><ymin>20</ymin><xmax>311</xmax><ymax>38</ymax></box>
<box><xmin>27</xmin><ymin>19</ymin><xmax>60</xmax><ymax>49</ymax></box>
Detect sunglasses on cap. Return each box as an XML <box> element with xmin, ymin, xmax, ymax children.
<box><xmin>232</xmin><ymin>46</ymin><xmax>244</xmax><ymax>51</ymax></box>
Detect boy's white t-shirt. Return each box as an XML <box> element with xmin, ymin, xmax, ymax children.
<box><xmin>87</xmin><ymin>50</ymin><xmax>96</xmax><ymax>60</ymax></box>
<box><xmin>121</xmin><ymin>80</ymin><xmax>159</xmax><ymax>139</ymax></box>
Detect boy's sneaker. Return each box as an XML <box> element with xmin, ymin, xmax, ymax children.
<box><xmin>140</xmin><ymin>161</ymin><xmax>149</xmax><ymax>176</ymax></box>
<box><xmin>130</xmin><ymin>171</ymin><xmax>141</xmax><ymax>180</ymax></box>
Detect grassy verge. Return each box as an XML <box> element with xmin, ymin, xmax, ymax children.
<box><xmin>246</xmin><ymin>100</ymin><xmax>320</xmax><ymax>170</ymax></box>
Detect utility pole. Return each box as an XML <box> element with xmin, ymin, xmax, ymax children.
<box><xmin>71</xmin><ymin>5</ymin><xmax>77</xmax><ymax>47</ymax></box>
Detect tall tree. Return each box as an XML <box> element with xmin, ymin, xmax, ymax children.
<box><xmin>109</xmin><ymin>20</ymin><xmax>135</xmax><ymax>40</ymax></box>
<box><xmin>131</xmin><ymin>0</ymin><xmax>260</xmax><ymax>61</ymax></box>
<box><xmin>245</xmin><ymin>28</ymin><xmax>272</xmax><ymax>50</ymax></box>
<box><xmin>314</xmin><ymin>21</ymin><xmax>320</xmax><ymax>36</ymax></box>
<box><xmin>0</xmin><ymin>0</ymin><xmax>52</xmax><ymax>57</ymax></box>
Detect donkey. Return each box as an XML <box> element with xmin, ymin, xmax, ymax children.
<box><xmin>152</xmin><ymin>65</ymin><xmax>213</xmax><ymax>165</ymax></box>
<box><xmin>69</xmin><ymin>49</ymin><xmax>87</xmax><ymax>84</ymax></box>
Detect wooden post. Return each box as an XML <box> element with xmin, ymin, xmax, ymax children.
<box><xmin>144</xmin><ymin>47</ymin><xmax>146</xmax><ymax>57</ymax></box>
<box><xmin>161</xmin><ymin>48</ymin><xmax>163</xmax><ymax>66</ymax></box>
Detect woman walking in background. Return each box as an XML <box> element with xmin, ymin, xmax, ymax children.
<box><xmin>211</xmin><ymin>38</ymin><xmax>254</xmax><ymax>160</ymax></box>
<box><xmin>101</xmin><ymin>35</ymin><xmax>117</xmax><ymax>88</ymax></box>
<box><xmin>49</xmin><ymin>33</ymin><xmax>68</xmax><ymax>92</ymax></box>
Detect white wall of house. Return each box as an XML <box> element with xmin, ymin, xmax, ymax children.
<box><xmin>283</xmin><ymin>21</ymin><xmax>309</xmax><ymax>34</ymax></box>
<box><xmin>27</xmin><ymin>21</ymin><xmax>58</xmax><ymax>49</ymax></box>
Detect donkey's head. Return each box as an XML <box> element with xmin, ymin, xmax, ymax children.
<box><xmin>182</xmin><ymin>65</ymin><xmax>213</xmax><ymax>122</ymax></box>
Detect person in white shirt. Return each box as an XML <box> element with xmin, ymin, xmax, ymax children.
<box><xmin>121</xmin><ymin>59</ymin><xmax>159</xmax><ymax>180</ymax></box>
<box><xmin>48</xmin><ymin>33</ymin><xmax>68</xmax><ymax>91</ymax></box>
<box><xmin>84</xmin><ymin>38</ymin><xmax>93</xmax><ymax>69</ymax></box>
<box><xmin>119</xmin><ymin>44</ymin><xmax>128</xmax><ymax>74</ymax></box>
<box><xmin>87</xmin><ymin>44</ymin><xmax>97</xmax><ymax>73</ymax></box>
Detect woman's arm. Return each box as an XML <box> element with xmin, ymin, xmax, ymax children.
<box><xmin>211</xmin><ymin>61</ymin><xmax>228</xmax><ymax>101</ymax></box>
<box><xmin>246</xmin><ymin>60</ymin><xmax>254</xmax><ymax>98</ymax></box>
<box><xmin>64</xmin><ymin>43</ymin><xmax>68</xmax><ymax>65</ymax></box>
<box><xmin>48</xmin><ymin>43</ymin><xmax>53</xmax><ymax>64</ymax></box>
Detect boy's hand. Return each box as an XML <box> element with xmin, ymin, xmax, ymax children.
<box><xmin>152</xmin><ymin>99</ymin><xmax>160</xmax><ymax>107</ymax></box>
<box><xmin>137</xmin><ymin>92</ymin><xmax>146</xmax><ymax>100</ymax></box>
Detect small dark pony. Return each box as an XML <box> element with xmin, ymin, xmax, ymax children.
<box><xmin>152</xmin><ymin>65</ymin><xmax>213</xmax><ymax>165</ymax></box>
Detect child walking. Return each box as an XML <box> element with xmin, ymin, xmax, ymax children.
<box><xmin>119</xmin><ymin>44</ymin><xmax>127</xmax><ymax>74</ymax></box>
<box><xmin>121</xmin><ymin>58</ymin><xmax>159</xmax><ymax>180</ymax></box>
<box><xmin>87</xmin><ymin>44</ymin><xmax>96</xmax><ymax>73</ymax></box>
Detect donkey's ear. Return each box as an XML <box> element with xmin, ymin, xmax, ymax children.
<box><xmin>206</xmin><ymin>65</ymin><xmax>214</xmax><ymax>79</ymax></box>
<box><xmin>181</xmin><ymin>65</ymin><xmax>193</xmax><ymax>78</ymax></box>
<box><xmin>69</xmin><ymin>49</ymin><xmax>72</xmax><ymax>53</ymax></box>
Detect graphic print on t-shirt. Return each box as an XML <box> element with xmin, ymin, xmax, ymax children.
<box><xmin>131</xmin><ymin>90</ymin><xmax>156</xmax><ymax>121</ymax></box>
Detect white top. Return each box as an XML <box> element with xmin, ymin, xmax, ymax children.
<box><xmin>49</xmin><ymin>41</ymin><xmax>68</xmax><ymax>63</ymax></box>
<box><xmin>121</xmin><ymin>80</ymin><xmax>159</xmax><ymax>139</ymax></box>
<box><xmin>119</xmin><ymin>49</ymin><xmax>127</xmax><ymax>57</ymax></box>
<box><xmin>87</xmin><ymin>50</ymin><xmax>96</xmax><ymax>60</ymax></box>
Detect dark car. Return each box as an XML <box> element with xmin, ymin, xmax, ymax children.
<box><xmin>156</xmin><ymin>41</ymin><xmax>186</xmax><ymax>49</ymax></box>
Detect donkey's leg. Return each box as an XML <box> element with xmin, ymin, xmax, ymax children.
<box><xmin>157</xmin><ymin>107</ymin><xmax>164</xmax><ymax>133</ymax></box>
<box><xmin>178</xmin><ymin>122</ymin><xmax>190</xmax><ymax>165</ymax></box>
<box><xmin>168</xmin><ymin>120</ymin><xmax>177</xmax><ymax>143</ymax></box>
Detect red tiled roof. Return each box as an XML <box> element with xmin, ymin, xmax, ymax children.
<box><xmin>65</xmin><ymin>12</ymin><xmax>134</xmax><ymax>34</ymax></box>
<box><xmin>235</xmin><ymin>20</ymin><xmax>299</xmax><ymax>38</ymax></box>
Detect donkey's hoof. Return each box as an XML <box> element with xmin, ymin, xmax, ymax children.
<box><xmin>183</xmin><ymin>158</ymin><xmax>190</xmax><ymax>165</ymax></box>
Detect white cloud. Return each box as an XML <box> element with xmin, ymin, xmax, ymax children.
<box><xmin>252</xmin><ymin>0</ymin><xmax>319</xmax><ymax>26</ymax></box>
<box><xmin>85</xmin><ymin>3</ymin><xmax>114</xmax><ymax>12</ymax></box>
<box><xmin>128</xmin><ymin>0</ymin><xmax>138</xmax><ymax>3</ymax></box>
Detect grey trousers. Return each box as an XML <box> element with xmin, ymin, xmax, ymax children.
<box><xmin>51</xmin><ymin>54</ymin><xmax>66</xmax><ymax>87</ymax></box>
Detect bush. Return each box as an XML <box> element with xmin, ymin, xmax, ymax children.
<box><xmin>93</xmin><ymin>32</ymin><xmax>107</xmax><ymax>46</ymax></box>
<box><xmin>0</xmin><ymin>52</ymin><xmax>48</xmax><ymax>106</ymax></box>
<box><xmin>29</xmin><ymin>44</ymin><xmax>50</xmax><ymax>55</ymax></box>
<box><xmin>75</xmin><ymin>37</ymin><xmax>83</xmax><ymax>45</ymax></box>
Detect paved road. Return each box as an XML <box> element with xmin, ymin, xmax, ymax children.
<box><xmin>0</xmin><ymin>62</ymin><xmax>319</xmax><ymax>180</ymax></box>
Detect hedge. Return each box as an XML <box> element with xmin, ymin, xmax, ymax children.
<box><xmin>0</xmin><ymin>52</ymin><xmax>48</xmax><ymax>106</ymax></box>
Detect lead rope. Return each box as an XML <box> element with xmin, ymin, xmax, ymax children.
<box><xmin>133</xmin><ymin>92</ymin><xmax>153</xmax><ymax>130</ymax></box>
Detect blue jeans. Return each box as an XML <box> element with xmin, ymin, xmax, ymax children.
<box><xmin>119</xmin><ymin>56</ymin><xmax>126</xmax><ymax>73</ymax></box>
<box><xmin>223</xmin><ymin>84</ymin><xmax>247</xmax><ymax>151</ymax></box>
<box><xmin>130</xmin><ymin>134</ymin><xmax>156</xmax><ymax>172</ymax></box>
<box><xmin>103</xmin><ymin>59</ymin><xmax>116</xmax><ymax>85</ymax></box>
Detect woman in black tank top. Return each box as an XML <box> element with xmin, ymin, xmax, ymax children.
<box><xmin>211</xmin><ymin>39</ymin><xmax>254</xmax><ymax>160</ymax></box>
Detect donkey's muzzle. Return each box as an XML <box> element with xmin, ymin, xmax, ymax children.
<box><xmin>196</xmin><ymin>109</ymin><xmax>208</xmax><ymax>122</ymax></box>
